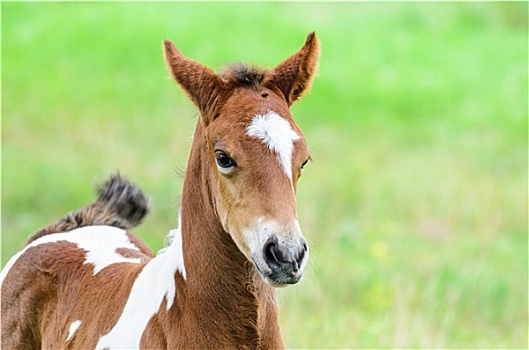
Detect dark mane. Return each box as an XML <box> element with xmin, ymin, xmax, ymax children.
<box><xmin>219</xmin><ymin>63</ymin><xmax>268</xmax><ymax>88</ymax></box>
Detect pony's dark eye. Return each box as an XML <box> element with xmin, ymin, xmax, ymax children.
<box><xmin>215</xmin><ymin>151</ymin><xmax>236</xmax><ymax>170</ymax></box>
<box><xmin>301</xmin><ymin>158</ymin><xmax>309</xmax><ymax>171</ymax></box>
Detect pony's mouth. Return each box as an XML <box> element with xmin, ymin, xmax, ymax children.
<box><xmin>252</xmin><ymin>256</ymin><xmax>305</xmax><ymax>287</ymax></box>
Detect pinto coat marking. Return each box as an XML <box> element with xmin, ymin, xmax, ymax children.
<box><xmin>1</xmin><ymin>33</ymin><xmax>320</xmax><ymax>349</ymax></box>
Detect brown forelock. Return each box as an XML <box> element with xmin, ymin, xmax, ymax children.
<box><xmin>219</xmin><ymin>63</ymin><xmax>268</xmax><ymax>90</ymax></box>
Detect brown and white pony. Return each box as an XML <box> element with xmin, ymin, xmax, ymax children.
<box><xmin>1</xmin><ymin>32</ymin><xmax>320</xmax><ymax>349</ymax></box>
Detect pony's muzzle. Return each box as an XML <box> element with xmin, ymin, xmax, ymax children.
<box><xmin>262</xmin><ymin>234</ymin><xmax>308</xmax><ymax>285</ymax></box>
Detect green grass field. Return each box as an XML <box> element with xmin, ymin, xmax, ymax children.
<box><xmin>2</xmin><ymin>3</ymin><xmax>527</xmax><ymax>348</ymax></box>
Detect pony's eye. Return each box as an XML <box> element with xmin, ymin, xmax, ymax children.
<box><xmin>215</xmin><ymin>151</ymin><xmax>236</xmax><ymax>169</ymax></box>
<box><xmin>301</xmin><ymin>158</ymin><xmax>310</xmax><ymax>171</ymax></box>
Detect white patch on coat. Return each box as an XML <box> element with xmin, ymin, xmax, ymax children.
<box><xmin>96</xmin><ymin>219</ymin><xmax>186</xmax><ymax>349</ymax></box>
<box><xmin>0</xmin><ymin>226</ymin><xmax>143</xmax><ymax>287</ymax></box>
<box><xmin>67</xmin><ymin>320</ymin><xmax>82</xmax><ymax>342</ymax></box>
<box><xmin>247</xmin><ymin>111</ymin><xmax>300</xmax><ymax>180</ymax></box>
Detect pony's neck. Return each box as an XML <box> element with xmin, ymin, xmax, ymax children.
<box><xmin>176</xmin><ymin>122</ymin><xmax>283</xmax><ymax>348</ymax></box>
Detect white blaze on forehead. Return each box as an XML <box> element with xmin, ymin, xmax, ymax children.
<box><xmin>247</xmin><ymin>111</ymin><xmax>300</xmax><ymax>180</ymax></box>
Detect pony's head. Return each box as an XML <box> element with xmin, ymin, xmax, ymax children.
<box><xmin>164</xmin><ymin>33</ymin><xmax>319</xmax><ymax>286</ymax></box>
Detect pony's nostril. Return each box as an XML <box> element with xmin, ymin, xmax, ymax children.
<box><xmin>295</xmin><ymin>247</ymin><xmax>306</xmax><ymax>269</ymax></box>
<box><xmin>267</xmin><ymin>243</ymin><xmax>279</xmax><ymax>263</ymax></box>
<box><xmin>263</xmin><ymin>235</ymin><xmax>281</xmax><ymax>269</ymax></box>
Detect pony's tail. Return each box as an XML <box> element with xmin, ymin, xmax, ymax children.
<box><xmin>26</xmin><ymin>174</ymin><xmax>150</xmax><ymax>245</ymax></box>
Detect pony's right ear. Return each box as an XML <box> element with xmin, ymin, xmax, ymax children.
<box><xmin>164</xmin><ymin>40</ymin><xmax>226</xmax><ymax>125</ymax></box>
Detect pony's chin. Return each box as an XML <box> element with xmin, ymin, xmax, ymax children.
<box><xmin>253</xmin><ymin>258</ymin><xmax>303</xmax><ymax>287</ymax></box>
<box><xmin>262</xmin><ymin>274</ymin><xmax>303</xmax><ymax>288</ymax></box>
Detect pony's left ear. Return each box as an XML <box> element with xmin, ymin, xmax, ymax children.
<box><xmin>269</xmin><ymin>32</ymin><xmax>320</xmax><ymax>106</ymax></box>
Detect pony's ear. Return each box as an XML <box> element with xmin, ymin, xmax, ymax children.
<box><xmin>269</xmin><ymin>32</ymin><xmax>320</xmax><ymax>106</ymax></box>
<box><xmin>164</xmin><ymin>40</ymin><xmax>226</xmax><ymax>125</ymax></box>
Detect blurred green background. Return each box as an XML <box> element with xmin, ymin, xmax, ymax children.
<box><xmin>2</xmin><ymin>2</ymin><xmax>527</xmax><ymax>348</ymax></box>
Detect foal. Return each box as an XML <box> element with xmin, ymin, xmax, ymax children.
<box><xmin>1</xmin><ymin>32</ymin><xmax>320</xmax><ymax>349</ymax></box>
